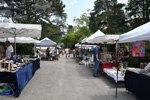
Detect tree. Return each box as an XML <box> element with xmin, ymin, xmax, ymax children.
<box><xmin>61</xmin><ymin>12</ymin><xmax>91</xmax><ymax>49</ymax></box>
<box><xmin>89</xmin><ymin>0</ymin><xmax>128</xmax><ymax>34</ymax></box>
<box><xmin>0</xmin><ymin>0</ymin><xmax>67</xmax><ymax>42</ymax></box>
<box><xmin>126</xmin><ymin>0</ymin><xmax>150</xmax><ymax>29</ymax></box>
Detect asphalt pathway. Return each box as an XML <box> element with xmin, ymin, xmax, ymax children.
<box><xmin>0</xmin><ymin>55</ymin><xmax>136</xmax><ymax>100</ymax></box>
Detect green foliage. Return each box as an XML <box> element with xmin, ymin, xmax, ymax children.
<box><xmin>0</xmin><ymin>42</ymin><xmax>34</xmax><ymax>55</ymax></box>
<box><xmin>126</xmin><ymin>0</ymin><xmax>150</xmax><ymax>29</ymax></box>
<box><xmin>61</xmin><ymin>12</ymin><xmax>91</xmax><ymax>49</ymax></box>
<box><xmin>0</xmin><ymin>0</ymin><xmax>66</xmax><ymax>42</ymax></box>
<box><xmin>89</xmin><ymin>0</ymin><xmax>128</xmax><ymax>34</ymax></box>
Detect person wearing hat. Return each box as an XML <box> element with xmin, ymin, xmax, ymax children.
<box><xmin>122</xmin><ymin>46</ymin><xmax>129</xmax><ymax>68</ymax></box>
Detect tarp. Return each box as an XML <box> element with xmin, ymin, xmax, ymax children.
<box><xmin>0</xmin><ymin>37</ymin><xmax>41</xmax><ymax>43</ymax></box>
<box><xmin>91</xmin><ymin>35</ymin><xmax>119</xmax><ymax>44</ymax></box>
<box><xmin>85</xmin><ymin>30</ymin><xmax>105</xmax><ymax>44</ymax></box>
<box><xmin>36</xmin><ymin>37</ymin><xmax>57</xmax><ymax>47</ymax></box>
<box><xmin>119</xmin><ymin>22</ymin><xmax>150</xmax><ymax>43</ymax></box>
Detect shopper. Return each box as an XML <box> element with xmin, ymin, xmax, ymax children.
<box><xmin>68</xmin><ymin>48</ymin><xmax>71</xmax><ymax>57</ymax></box>
<box><xmin>122</xmin><ymin>46</ymin><xmax>129</xmax><ymax>68</ymax></box>
<box><xmin>65</xmin><ymin>48</ymin><xmax>69</xmax><ymax>59</ymax></box>
<box><xmin>93</xmin><ymin>45</ymin><xmax>101</xmax><ymax>77</ymax></box>
<box><xmin>46</xmin><ymin>47</ymin><xmax>50</xmax><ymax>57</ymax></box>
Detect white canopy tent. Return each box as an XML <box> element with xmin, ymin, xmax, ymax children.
<box><xmin>116</xmin><ymin>22</ymin><xmax>150</xmax><ymax>98</ymax></box>
<box><xmin>119</xmin><ymin>22</ymin><xmax>150</xmax><ymax>43</ymax></box>
<box><xmin>0</xmin><ymin>37</ymin><xmax>41</xmax><ymax>43</ymax></box>
<box><xmin>0</xmin><ymin>37</ymin><xmax>41</xmax><ymax>56</ymax></box>
<box><xmin>0</xmin><ymin>22</ymin><xmax>42</xmax><ymax>57</ymax></box>
<box><xmin>81</xmin><ymin>37</ymin><xmax>88</xmax><ymax>44</ymax></box>
<box><xmin>82</xmin><ymin>30</ymin><xmax>105</xmax><ymax>44</ymax></box>
<box><xmin>91</xmin><ymin>35</ymin><xmax>119</xmax><ymax>44</ymax></box>
<box><xmin>36</xmin><ymin>37</ymin><xmax>57</xmax><ymax>47</ymax></box>
<box><xmin>75</xmin><ymin>43</ymin><xmax>80</xmax><ymax>47</ymax></box>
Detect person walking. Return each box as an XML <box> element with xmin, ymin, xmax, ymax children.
<box><xmin>93</xmin><ymin>45</ymin><xmax>101</xmax><ymax>77</ymax></box>
<box><xmin>68</xmin><ymin>48</ymin><xmax>71</xmax><ymax>57</ymax></box>
<box><xmin>65</xmin><ymin>48</ymin><xmax>69</xmax><ymax>59</ymax></box>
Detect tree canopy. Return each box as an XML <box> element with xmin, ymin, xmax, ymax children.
<box><xmin>0</xmin><ymin>0</ymin><xmax>67</xmax><ymax>42</ymax></box>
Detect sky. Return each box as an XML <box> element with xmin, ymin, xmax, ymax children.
<box><xmin>62</xmin><ymin>0</ymin><xmax>128</xmax><ymax>26</ymax></box>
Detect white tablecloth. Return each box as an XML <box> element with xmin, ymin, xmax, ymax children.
<box><xmin>103</xmin><ymin>68</ymin><xmax>125</xmax><ymax>82</ymax></box>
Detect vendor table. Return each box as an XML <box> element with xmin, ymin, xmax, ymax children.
<box><xmin>125</xmin><ymin>70</ymin><xmax>150</xmax><ymax>100</ymax></box>
<box><xmin>99</xmin><ymin>62</ymin><xmax>117</xmax><ymax>72</ymax></box>
<box><xmin>0</xmin><ymin>58</ymin><xmax>40</xmax><ymax>97</ymax></box>
<box><xmin>103</xmin><ymin>68</ymin><xmax>124</xmax><ymax>82</ymax></box>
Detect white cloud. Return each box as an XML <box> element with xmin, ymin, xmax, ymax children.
<box><xmin>70</xmin><ymin>0</ymin><xmax>78</xmax><ymax>6</ymax></box>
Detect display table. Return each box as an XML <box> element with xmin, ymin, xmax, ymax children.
<box><xmin>103</xmin><ymin>68</ymin><xmax>125</xmax><ymax>82</ymax></box>
<box><xmin>99</xmin><ymin>62</ymin><xmax>117</xmax><ymax>72</ymax></box>
<box><xmin>125</xmin><ymin>70</ymin><xmax>150</xmax><ymax>100</ymax></box>
<box><xmin>0</xmin><ymin>58</ymin><xmax>40</xmax><ymax>97</ymax></box>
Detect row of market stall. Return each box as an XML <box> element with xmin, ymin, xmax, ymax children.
<box><xmin>0</xmin><ymin>21</ymin><xmax>57</xmax><ymax>97</ymax></box>
<box><xmin>75</xmin><ymin>22</ymin><xmax>150</xmax><ymax>100</ymax></box>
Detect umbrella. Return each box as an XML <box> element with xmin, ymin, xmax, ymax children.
<box><xmin>0</xmin><ymin>22</ymin><xmax>41</xmax><ymax>58</ymax></box>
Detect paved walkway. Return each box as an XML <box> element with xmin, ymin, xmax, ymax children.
<box><xmin>1</xmin><ymin>55</ymin><xmax>136</xmax><ymax>100</ymax></box>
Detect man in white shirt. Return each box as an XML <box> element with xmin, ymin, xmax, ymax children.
<box><xmin>5</xmin><ymin>41</ymin><xmax>14</xmax><ymax>59</ymax></box>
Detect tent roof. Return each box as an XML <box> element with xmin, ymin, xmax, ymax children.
<box><xmin>75</xmin><ymin>43</ymin><xmax>96</xmax><ymax>47</ymax></box>
<box><xmin>119</xmin><ymin>22</ymin><xmax>150</xmax><ymax>43</ymax></box>
<box><xmin>81</xmin><ymin>37</ymin><xmax>88</xmax><ymax>43</ymax></box>
<box><xmin>36</xmin><ymin>37</ymin><xmax>57</xmax><ymax>47</ymax></box>
<box><xmin>0</xmin><ymin>37</ymin><xmax>41</xmax><ymax>43</ymax></box>
<box><xmin>85</xmin><ymin>30</ymin><xmax>105</xmax><ymax>43</ymax></box>
<box><xmin>0</xmin><ymin>23</ymin><xmax>41</xmax><ymax>38</ymax></box>
<box><xmin>91</xmin><ymin>35</ymin><xmax>119</xmax><ymax>44</ymax></box>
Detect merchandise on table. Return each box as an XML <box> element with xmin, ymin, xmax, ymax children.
<box><xmin>0</xmin><ymin>57</ymin><xmax>37</xmax><ymax>72</ymax></box>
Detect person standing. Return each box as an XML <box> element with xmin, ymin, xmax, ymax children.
<box><xmin>56</xmin><ymin>48</ymin><xmax>60</xmax><ymax>60</ymax></box>
<box><xmin>93</xmin><ymin>45</ymin><xmax>101</xmax><ymax>77</ymax></box>
<box><xmin>68</xmin><ymin>48</ymin><xmax>71</xmax><ymax>57</ymax></box>
<box><xmin>122</xmin><ymin>46</ymin><xmax>129</xmax><ymax>68</ymax></box>
<box><xmin>5</xmin><ymin>41</ymin><xmax>14</xmax><ymax>59</ymax></box>
<box><xmin>65</xmin><ymin>48</ymin><xmax>69</xmax><ymax>59</ymax></box>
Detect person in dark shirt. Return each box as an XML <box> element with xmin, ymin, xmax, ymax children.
<box><xmin>46</xmin><ymin>47</ymin><xmax>50</xmax><ymax>57</ymax></box>
<box><xmin>92</xmin><ymin>45</ymin><xmax>101</xmax><ymax>77</ymax></box>
<box><xmin>122</xmin><ymin>47</ymin><xmax>129</xmax><ymax>68</ymax></box>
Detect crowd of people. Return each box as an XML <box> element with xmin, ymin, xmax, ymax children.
<box><xmin>45</xmin><ymin>47</ymin><xmax>73</xmax><ymax>60</ymax></box>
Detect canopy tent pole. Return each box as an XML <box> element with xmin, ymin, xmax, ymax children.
<box><xmin>14</xmin><ymin>29</ymin><xmax>17</xmax><ymax>59</ymax></box>
<box><xmin>115</xmin><ymin>43</ymin><xmax>120</xmax><ymax>98</ymax></box>
<box><xmin>115</xmin><ymin>41</ymin><xmax>118</xmax><ymax>61</ymax></box>
<box><xmin>81</xmin><ymin>43</ymin><xmax>83</xmax><ymax>61</ymax></box>
<box><xmin>34</xmin><ymin>43</ymin><xmax>36</xmax><ymax>56</ymax></box>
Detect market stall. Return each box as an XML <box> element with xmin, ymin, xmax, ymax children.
<box><xmin>89</xmin><ymin>34</ymin><xmax>119</xmax><ymax>72</ymax></box>
<box><xmin>35</xmin><ymin>37</ymin><xmax>57</xmax><ymax>60</ymax></box>
<box><xmin>117</xmin><ymin>21</ymin><xmax>150</xmax><ymax>99</ymax></box>
<box><xmin>0</xmin><ymin>58</ymin><xmax>40</xmax><ymax>97</ymax></box>
<box><xmin>0</xmin><ymin>21</ymin><xmax>41</xmax><ymax>97</ymax></box>
<box><xmin>75</xmin><ymin>43</ymin><xmax>96</xmax><ymax>65</ymax></box>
